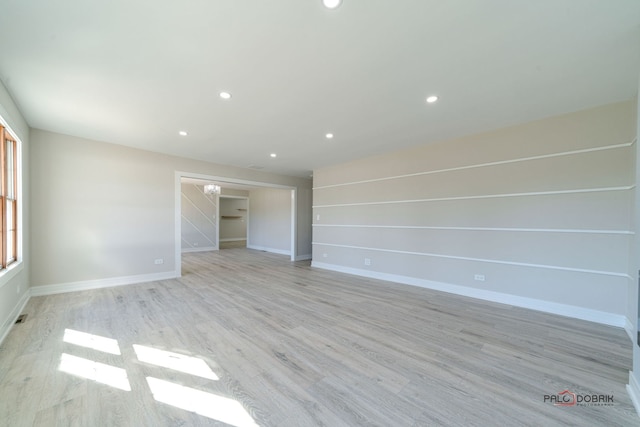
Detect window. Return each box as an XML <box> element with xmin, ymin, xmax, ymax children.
<box><xmin>0</xmin><ymin>125</ymin><xmax>18</xmax><ymax>268</ymax></box>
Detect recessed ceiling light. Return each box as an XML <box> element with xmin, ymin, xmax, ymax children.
<box><xmin>219</xmin><ymin>92</ymin><xmax>232</xmax><ymax>100</ymax></box>
<box><xmin>325</xmin><ymin>133</ymin><xmax>334</xmax><ymax>139</ymax></box>
<box><xmin>179</xmin><ymin>131</ymin><xmax>188</xmax><ymax>136</ymax></box>
<box><xmin>426</xmin><ymin>95</ymin><xmax>439</xmax><ymax>103</ymax></box>
<box><xmin>323</xmin><ymin>0</ymin><xmax>342</xmax><ymax>9</ymax></box>
<box><xmin>270</xmin><ymin>153</ymin><xmax>277</xmax><ymax>158</ymax></box>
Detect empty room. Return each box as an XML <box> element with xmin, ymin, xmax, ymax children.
<box><xmin>1</xmin><ymin>1</ymin><xmax>640</xmax><ymax>426</ymax></box>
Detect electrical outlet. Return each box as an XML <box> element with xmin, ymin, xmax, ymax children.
<box><xmin>364</xmin><ymin>258</ymin><xmax>371</xmax><ymax>266</ymax></box>
<box><xmin>316</xmin><ymin>214</ymin><xmax>320</xmax><ymax>221</ymax></box>
<box><xmin>16</xmin><ymin>285</ymin><xmax>20</xmax><ymax>295</ymax></box>
<box><xmin>193</xmin><ymin>242</ymin><xmax>199</xmax><ymax>246</ymax></box>
<box><xmin>474</xmin><ymin>274</ymin><xmax>485</xmax><ymax>281</ymax></box>
<box><xmin>323</xmin><ymin>253</ymin><xmax>328</xmax><ymax>258</ymax></box>
<box><xmin>154</xmin><ymin>259</ymin><xmax>164</xmax><ymax>265</ymax></box>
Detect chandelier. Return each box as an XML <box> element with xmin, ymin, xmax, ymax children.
<box><xmin>204</xmin><ymin>184</ymin><xmax>221</xmax><ymax>195</ymax></box>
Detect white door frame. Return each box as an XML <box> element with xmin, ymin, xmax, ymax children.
<box><xmin>175</xmin><ymin>171</ymin><xmax>297</xmax><ymax>277</ymax></box>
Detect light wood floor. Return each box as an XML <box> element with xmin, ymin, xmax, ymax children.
<box><xmin>219</xmin><ymin>240</ymin><xmax>247</xmax><ymax>250</ymax></box>
<box><xmin>0</xmin><ymin>249</ymin><xmax>637</xmax><ymax>426</ymax></box>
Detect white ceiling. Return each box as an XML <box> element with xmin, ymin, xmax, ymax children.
<box><xmin>1</xmin><ymin>1</ymin><xmax>639</xmax><ymax>177</ymax></box>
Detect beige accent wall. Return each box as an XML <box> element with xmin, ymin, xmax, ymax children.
<box><xmin>30</xmin><ymin>129</ymin><xmax>312</xmax><ymax>287</ymax></box>
<box><xmin>248</xmin><ymin>188</ymin><xmax>292</xmax><ymax>254</ymax></box>
<box><xmin>181</xmin><ymin>183</ymin><xmax>217</xmax><ymax>251</ymax></box>
<box><xmin>312</xmin><ymin>100</ymin><xmax>636</xmax><ymax>321</ymax></box>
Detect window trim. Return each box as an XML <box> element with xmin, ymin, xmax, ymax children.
<box><xmin>2</xmin><ymin>130</ymin><xmax>18</xmax><ymax>266</ymax></box>
<box><xmin>0</xmin><ymin>117</ymin><xmax>22</xmax><ymax>288</ymax></box>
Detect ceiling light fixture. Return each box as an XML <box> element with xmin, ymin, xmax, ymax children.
<box><xmin>325</xmin><ymin>133</ymin><xmax>334</xmax><ymax>139</ymax></box>
<box><xmin>179</xmin><ymin>131</ymin><xmax>188</xmax><ymax>136</ymax></box>
<box><xmin>323</xmin><ymin>0</ymin><xmax>342</xmax><ymax>9</ymax></box>
<box><xmin>270</xmin><ymin>153</ymin><xmax>277</xmax><ymax>158</ymax></box>
<box><xmin>219</xmin><ymin>92</ymin><xmax>232</xmax><ymax>100</ymax></box>
<box><xmin>204</xmin><ymin>184</ymin><xmax>221</xmax><ymax>195</ymax></box>
<box><xmin>426</xmin><ymin>95</ymin><xmax>439</xmax><ymax>103</ymax></box>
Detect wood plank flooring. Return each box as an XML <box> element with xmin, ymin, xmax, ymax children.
<box><xmin>219</xmin><ymin>240</ymin><xmax>247</xmax><ymax>250</ymax></box>
<box><xmin>0</xmin><ymin>248</ymin><xmax>638</xmax><ymax>426</ymax></box>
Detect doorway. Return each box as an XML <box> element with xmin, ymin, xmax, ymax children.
<box><xmin>175</xmin><ymin>171</ymin><xmax>297</xmax><ymax>277</ymax></box>
<box><xmin>219</xmin><ymin>196</ymin><xmax>248</xmax><ymax>249</ymax></box>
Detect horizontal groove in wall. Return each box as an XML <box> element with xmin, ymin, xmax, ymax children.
<box><xmin>312</xmin><ymin>190</ymin><xmax>631</xmax><ymax>232</ymax></box>
<box><xmin>312</xmin><ymin>242</ymin><xmax>631</xmax><ymax>279</ymax></box>
<box><xmin>313</xmin><ymin>140</ymin><xmax>636</xmax><ymax>190</ymax></box>
<box><xmin>315</xmin><ymin>226</ymin><xmax>629</xmax><ymax>272</ymax></box>
<box><xmin>311</xmin><ymin>224</ymin><xmax>634</xmax><ymax>235</ymax></box>
<box><xmin>312</xmin><ymin>185</ymin><xmax>634</xmax><ymax>208</ymax></box>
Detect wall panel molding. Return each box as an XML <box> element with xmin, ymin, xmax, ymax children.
<box><xmin>312</xmin><ymin>241</ymin><xmax>630</xmax><ymax>279</ymax></box>
<box><xmin>312</xmin><ymin>101</ymin><xmax>636</xmax><ymax>323</ymax></box>
<box><xmin>313</xmin><ymin>186</ymin><xmax>634</xmax><ymax>208</ymax></box>
<box><xmin>312</xmin><ymin>223</ymin><xmax>634</xmax><ymax>235</ymax></box>
<box><xmin>314</xmin><ymin>140</ymin><xmax>636</xmax><ymax>190</ymax></box>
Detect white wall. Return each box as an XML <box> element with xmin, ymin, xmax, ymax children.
<box><xmin>296</xmin><ymin>186</ymin><xmax>312</xmax><ymax>259</ymax></box>
<box><xmin>313</xmin><ymin>100</ymin><xmax>636</xmax><ymax>327</ymax></box>
<box><xmin>181</xmin><ymin>183</ymin><xmax>217</xmax><ymax>252</ymax></box>
<box><xmin>0</xmin><ymin>80</ymin><xmax>30</xmax><ymax>343</ymax></box>
<box><xmin>219</xmin><ymin>197</ymin><xmax>247</xmax><ymax>241</ymax></box>
<box><xmin>221</xmin><ymin>188</ymin><xmax>249</xmax><ymax>198</ymax></box>
<box><xmin>248</xmin><ymin>188</ymin><xmax>292</xmax><ymax>255</ymax></box>
<box><xmin>29</xmin><ymin>129</ymin><xmax>312</xmax><ymax>289</ymax></box>
<box><xmin>628</xmin><ymin>90</ymin><xmax>640</xmax><ymax>414</ymax></box>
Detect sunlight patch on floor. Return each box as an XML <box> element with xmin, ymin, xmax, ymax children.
<box><xmin>133</xmin><ymin>344</ymin><xmax>219</xmax><ymax>380</ymax></box>
<box><xmin>59</xmin><ymin>353</ymin><xmax>131</xmax><ymax>391</ymax></box>
<box><xmin>146</xmin><ymin>377</ymin><xmax>258</xmax><ymax>427</ymax></box>
<box><xmin>63</xmin><ymin>328</ymin><xmax>121</xmax><ymax>355</ymax></box>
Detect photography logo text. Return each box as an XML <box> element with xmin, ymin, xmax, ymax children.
<box><xmin>543</xmin><ymin>390</ymin><xmax>614</xmax><ymax>407</ymax></box>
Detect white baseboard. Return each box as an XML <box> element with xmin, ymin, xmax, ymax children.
<box><xmin>0</xmin><ymin>289</ymin><xmax>30</xmax><ymax>346</ymax></box>
<box><xmin>30</xmin><ymin>271</ymin><xmax>178</xmax><ymax>297</ymax></box>
<box><xmin>625</xmin><ymin>318</ymin><xmax>636</xmax><ymax>343</ymax></box>
<box><xmin>295</xmin><ymin>254</ymin><xmax>312</xmax><ymax>261</ymax></box>
<box><xmin>627</xmin><ymin>372</ymin><xmax>640</xmax><ymax>418</ymax></box>
<box><xmin>311</xmin><ymin>262</ymin><xmax>627</xmax><ymax>328</ymax></box>
<box><xmin>182</xmin><ymin>246</ymin><xmax>217</xmax><ymax>253</ymax></box>
<box><xmin>247</xmin><ymin>245</ymin><xmax>291</xmax><ymax>256</ymax></box>
<box><xmin>219</xmin><ymin>238</ymin><xmax>247</xmax><ymax>242</ymax></box>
